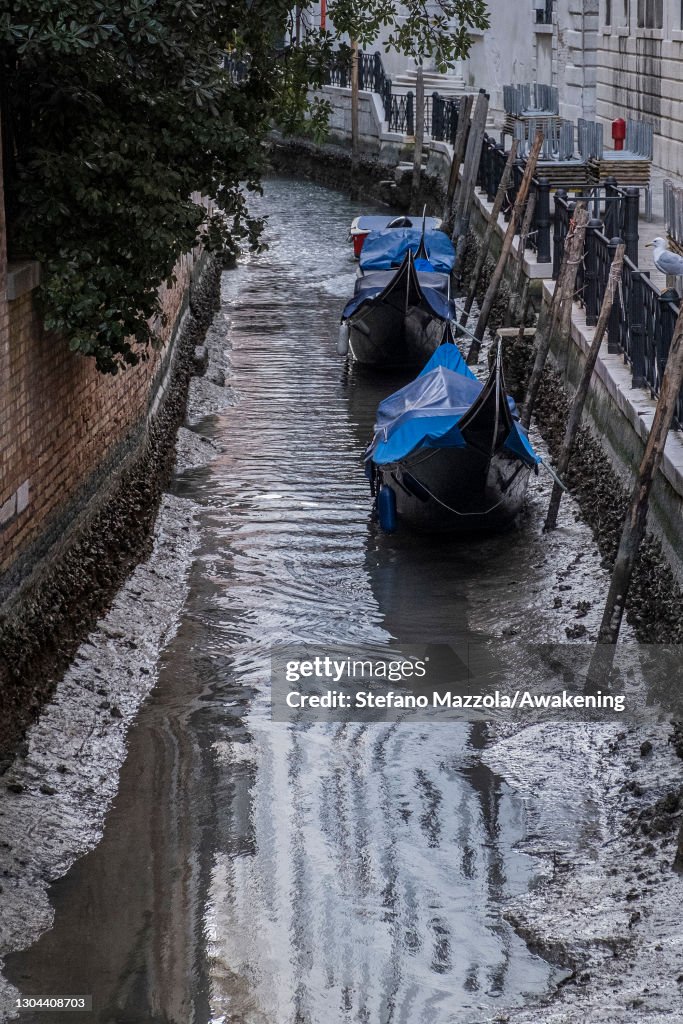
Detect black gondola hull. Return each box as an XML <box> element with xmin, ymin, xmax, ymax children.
<box><xmin>376</xmin><ymin>446</ymin><xmax>532</xmax><ymax>533</ymax></box>
<box><xmin>343</xmin><ymin>253</ymin><xmax>453</xmax><ymax>369</ymax></box>
<box><xmin>348</xmin><ymin>305</ymin><xmax>444</xmax><ymax>368</ymax></box>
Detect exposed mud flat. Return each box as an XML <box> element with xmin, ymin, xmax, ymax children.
<box><xmin>487</xmin><ymin>718</ymin><xmax>683</xmax><ymax>1024</ymax></box>
<box><xmin>0</xmin><ymin>494</ymin><xmax>200</xmax><ymax>1013</ymax></box>
<box><xmin>0</xmin><ymin>281</ymin><xmax>230</xmax><ymax>1018</ymax></box>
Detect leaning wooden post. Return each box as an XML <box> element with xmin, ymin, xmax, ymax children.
<box><xmin>443</xmin><ymin>93</ymin><xmax>473</xmax><ymax>226</ymax></box>
<box><xmin>467</xmin><ymin>130</ymin><xmax>544</xmax><ymax>363</ymax></box>
<box><xmin>451</xmin><ymin>89</ymin><xmax>489</xmax><ymax>262</ymax></box>
<box><xmin>351</xmin><ymin>39</ymin><xmax>359</xmax><ymax>165</ymax></box>
<box><xmin>593</xmin><ymin>302</ymin><xmax>683</xmax><ymax>649</ymax></box>
<box><xmin>520</xmin><ymin>203</ymin><xmax>589</xmax><ymax>427</ymax></box>
<box><xmin>459</xmin><ymin>139</ymin><xmax>518</xmax><ymax>327</ymax></box>
<box><xmin>506</xmin><ymin>188</ymin><xmax>537</xmax><ymax>326</ymax></box>
<box><xmin>411</xmin><ymin>64</ymin><xmax>425</xmax><ymax>203</ymax></box>
<box><xmin>544</xmin><ymin>242</ymin><xmax>625</xmax><ymax>531</ymax></box>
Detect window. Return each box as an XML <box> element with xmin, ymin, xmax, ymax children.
<box><xmin>535</xmin><ymin>0</ymin><xmax>554</xmax><ymax>25</ymax></box>
<box><xmin>605</xmin><ymin>0</ymin><xmax>612</xmax><ymax>25</ymax></box>
<box><xmin>637</xmin><ymin>0</ymin><xmax>662</xmax><ymax>28</ymax></box>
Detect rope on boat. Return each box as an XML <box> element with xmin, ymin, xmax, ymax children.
<box><xmin>539</xmin><ymin>460</ymin><xmax>568</xmax><ymax>492</ymax></box>
<box><xmin>397</xmin><ymin>470</ymin><xmax>514</xmax><ymax>518</ymax></box>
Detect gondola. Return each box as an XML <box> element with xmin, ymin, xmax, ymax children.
<box><xmin>339</xmin><ymin>227</ymin><xmax>458</xmax><ymax>369</ymax></box>
<box><xmin>364</xmin><ymin>327</ymin><xmax>541</xmax><ymax>533</ymax></box>
<box><xmin>349</xmin><ymin>214</ymin><xmax>443</xmax><ymax>258</ymax></box>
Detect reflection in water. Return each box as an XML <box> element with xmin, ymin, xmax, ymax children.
<box><xmin>6</xmin><ymin>180</ymin><xmax>560</xmax><ymax>1023</ymax></box>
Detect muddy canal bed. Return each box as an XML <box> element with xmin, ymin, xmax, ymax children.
<box><xmin>1</xmin><ymin>179</ymin><xmax>681</xmax><ymax>1024</ymax></box>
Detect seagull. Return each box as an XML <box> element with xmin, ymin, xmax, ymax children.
<box><xmin>645</xmin><ymin>236</ymin><xmax>683</xmax><ymax>278</ymax></box>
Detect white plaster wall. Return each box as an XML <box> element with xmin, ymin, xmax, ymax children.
<box><xmin>464</xmin><ymin>4</ymin><xmax>549</xmax><ymax>125</ymax></box>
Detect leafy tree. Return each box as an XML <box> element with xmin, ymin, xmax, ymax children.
<box><xmin>0</xmin><ymin>1</ymin><xmax>488</xmax><ymax>373</ymax></box>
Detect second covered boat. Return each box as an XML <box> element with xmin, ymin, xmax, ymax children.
<box><xmin>339</xmin><ymin>226</ymin><xmax>458</xmax><ymax>368</ymax></box>
<box><xmin>365</xmin><ymin>329</ymin><xmax>541</xmax><ymax>533</ymax></box>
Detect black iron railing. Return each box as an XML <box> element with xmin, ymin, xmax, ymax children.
<box><xmin>430</xmin><ymin>94</ymin><xmax>461</xmax><ymax>145</ymax></box>
<box><xmin>553</xmin><ymin>191</ymin><xmax>682</xmax><ymax>426</ymax></box>
<box><xmin>325</xmin><ymin>50</ymin><xmax>394</xmax><ymax>122</ymax></box>
<box><xmin>358</xmin><ymin>51</ymin><xmax>393</xmax><ymax>121</ymax></box>
<box><xmin>476</xmin><ymin>133</ymin><xmax>553</xmax><ymax>264</ymax></box>
<box><xmin>387</xmin><ymin>92</ymin><xmax>414</xmax><ymax>135</ymax></box>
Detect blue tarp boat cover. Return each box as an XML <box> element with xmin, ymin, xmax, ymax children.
<box><xmin>367</xmin><ymin>344</ymin><xmax>541</xmax><ymax>467</ymax></box>
<box><xmin>354</xmin><ymin>215</ymin><xmax>442</xmax><ymax>233</ymax></box>
<box><xmin>359</xmin><ymin>228</ymin><xmax>455</xmax><ymax>273</ymax></box>
<box><xmin>341</xmin><ymin>269</ymin><xmax>455</xmax><ymax>322</ymax></box>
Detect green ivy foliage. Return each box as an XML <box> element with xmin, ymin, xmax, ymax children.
<box><xmin>0</xmin><ymin>1</ymin><xmax>488</xmax><ymax>373</ymax></box>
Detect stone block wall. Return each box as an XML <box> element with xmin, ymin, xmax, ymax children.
<box><xmin>317</xmin><ymin>85</ymin><xmax>384</xmax><ymax>151</ymax></box>
<box><xmin>594</xmin><ymin>7</ymin><xmax>683</xmax><ymax>176</ymax></box>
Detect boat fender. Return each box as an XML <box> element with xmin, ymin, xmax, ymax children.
<box><xmin>401</xmin><ymin>471</ymin><xmax>430</xmax><ymax>503</ymax></box>
<box><xmin>337</xmin><ymin>322</ymin><xmax>350</xmax><ymax>355</ymax></box>
<box><xmin>377</xmin><ymin>484</ymin><xmax>397</xmax><ymax>533</ymax></box>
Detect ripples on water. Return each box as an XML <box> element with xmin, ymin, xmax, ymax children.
<box><xmin>188</xmin><ymin>180</ymin><xmax>559</xmax><ymax>1022</ymax></box>
<box><xmin>5</xmin><ymin>179</ymin><xmax>563</xmax><ymax>1024</ymax></box>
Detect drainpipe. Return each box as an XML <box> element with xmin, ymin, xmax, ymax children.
<box><xmin>321</xmin><ymin>0</ymin><xmax>326</xmax><ymax>30</ymax></box>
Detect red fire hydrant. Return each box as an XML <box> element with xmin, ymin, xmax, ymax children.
<box><xmin>612</xmin><ymin>117</ymin><xmax>626</xmax><ymax>151</ymax></box>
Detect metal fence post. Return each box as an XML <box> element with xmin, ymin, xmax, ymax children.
<box><xmin>536</xmin><ymin>176</ymin><xmax>551</xmax><ymax>263</ymax></box>
<box><xmin>432</xmin><ymin>92</ymin><xmax>443</xmax><ymax>141</ymax></box>
<box><xmin>604</xmin><ymin>175</ymin><xmax>618</xmax><ymax>236</ymax></box>
<box><xmin>553</xmin><ymin>188</ymin><xmax>568</xmax><ymax>278</ymax></box>
<box><xmin>406</xmin><ymin>91</ymin><xmax>414</xmax><ymax>136</ymax></box>
<box><xmin>629</xmin><ymin>270</ymin><xmax>647</xmax><ymax>388</ymax></box>
<box><xmin>607</xmin><ymin>236</ymin><xmax>623</xmax><ymax>353</ymax></box>
<box><xmin>624</xmin><ymin>186</ymin><xmax>640</xmax><ymax>266</ymax></box>
<box><xmin>383</xmin><ymin>80</ymin><xmax>392</xmax><ymax>123</ymax></box>
<box><xmin>584</xmin><ymin>218</ymin><xmax>602</xmax><ymax>326</ymax></box>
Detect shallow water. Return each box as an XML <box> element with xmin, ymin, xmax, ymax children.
<box><xmin>5</xmin><ymin>180</ymin><xmax>574</xmax><ymax>1023</ymax></box>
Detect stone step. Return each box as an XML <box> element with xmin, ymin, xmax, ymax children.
<box><xmin>391</xmin><ymin>71</ymin><xmax>468</xmax><ymax>98</ymax></box>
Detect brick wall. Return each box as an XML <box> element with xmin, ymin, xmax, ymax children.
<box><xmin>0</xmin><ymin>250</ymin><xmax>195</xmax><ymax>586</ymax></box>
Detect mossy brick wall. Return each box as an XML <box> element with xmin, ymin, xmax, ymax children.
<box><xmin>0</xmin><ymin>251</ymin><xmax>194</xmax><ymax>585</ymax></box>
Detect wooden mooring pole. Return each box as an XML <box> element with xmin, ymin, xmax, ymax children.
<box><xmin>544</xmin><ymin>242</ymin><xmax>625</xmax><ymax>531</ymax></box>
<box><xmin>506</xmin><ymin>189</ymin><xmax>537</xmax><ymax>327</ymax></box>
<box><xmin>411</xmin><ymin>64</ymin><xmax>425</xmax><ymax>204</ymax></box>
<box><xmin>452</xmin><ymin>90</ymin><xmax>489</xmax><ymax>277</ymax></box>
<box><xmin>467</xmin><ymin>130</ymin><xmax>543</xmax><ymax>363</ymax></box>
<box><xmin>459</xmin><ymin>139</ymin><xmax>518</xmax><ymax>327</ymax></box>
<box><xmin>443</xmin><ymin>94</ymin><xmax>473</xmax><ymax>227</ymax></box>
<box><xmin>592</xmin><ymin>303</ymin><xmax>683</xmax><ymax>653</ymax></box>
<box><xmin>520</xmin><ymin>203</ymin><xmax>589</xmax><ymax>428</ymax></box>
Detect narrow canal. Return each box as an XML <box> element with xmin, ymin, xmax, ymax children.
<box><xmin>5</xmin><ymin>179</ymin><xmax>615</xmax><ymax>1023</ymax></box>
